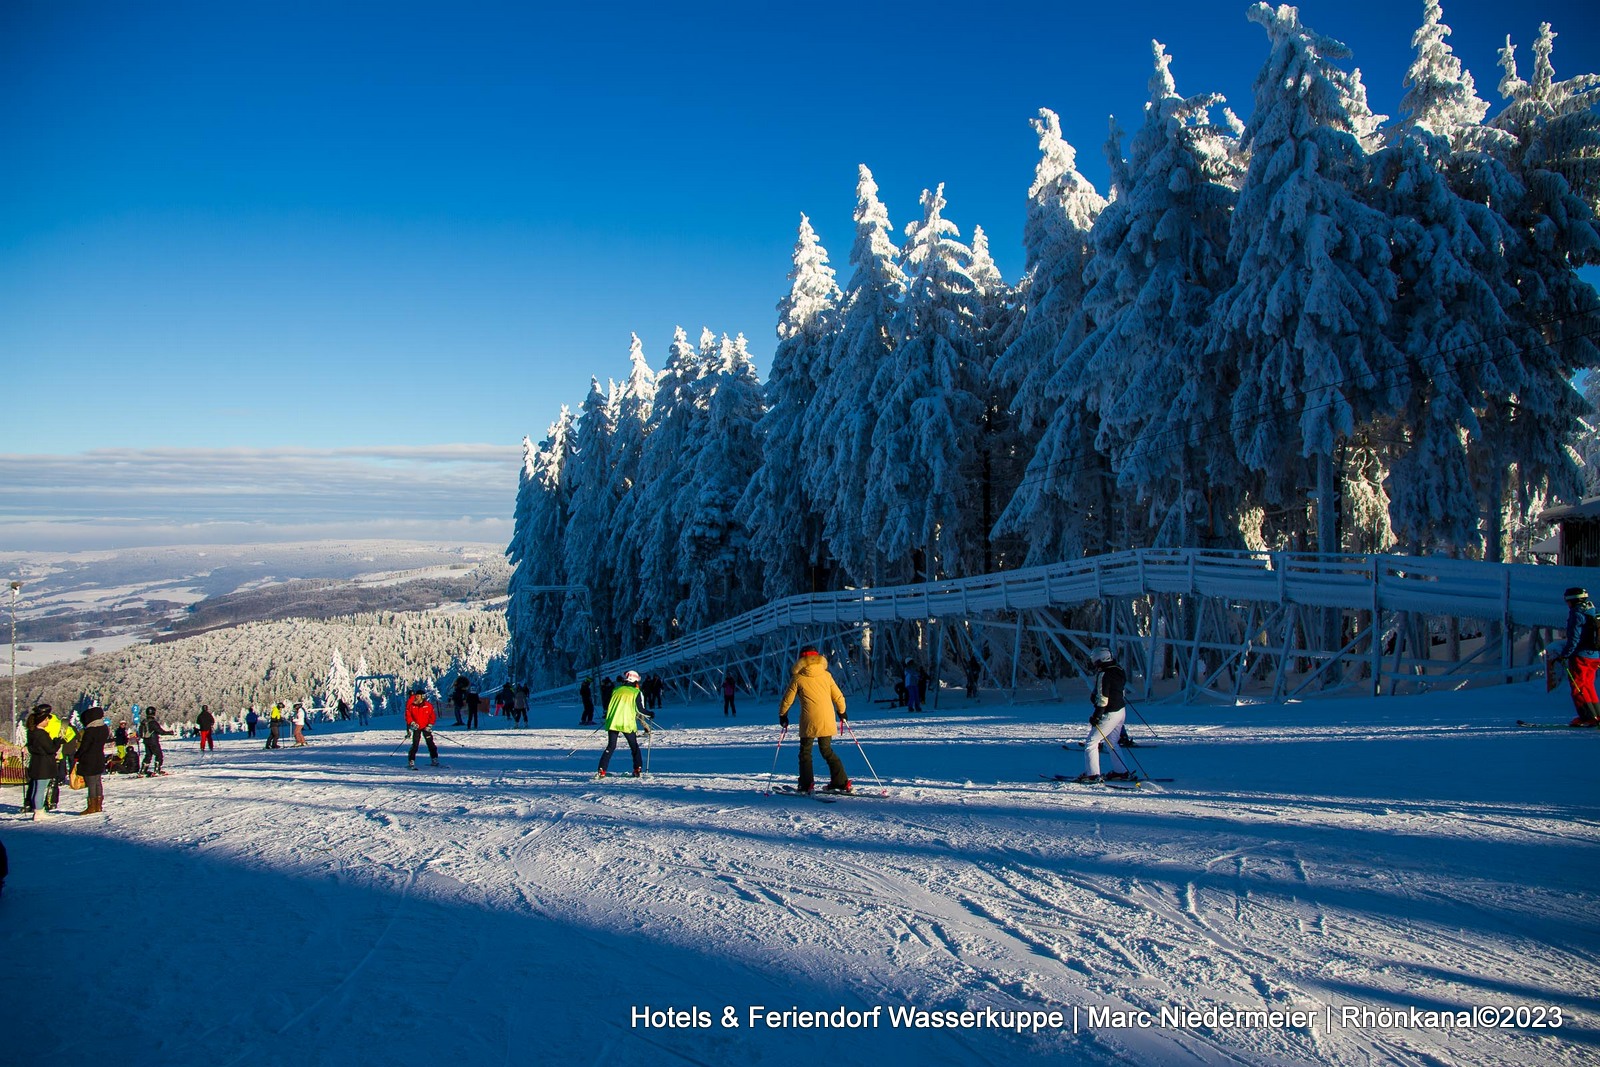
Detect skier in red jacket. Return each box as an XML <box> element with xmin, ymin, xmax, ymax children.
<box><xmin>405</xmin><ymin>687</ymin><xmax>439</xmax><ymax>769</ymax></box>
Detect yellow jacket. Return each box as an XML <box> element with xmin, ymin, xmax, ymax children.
<box><xmin>778</xmin><ymin>652</ymin><xmax>846</xmax><ymax>738</ymax></box>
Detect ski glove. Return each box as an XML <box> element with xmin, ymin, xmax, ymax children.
<box><xmin>779</xmin><ymin>715</ymin><xmax>790</xmax><ymax>729</ymax></box>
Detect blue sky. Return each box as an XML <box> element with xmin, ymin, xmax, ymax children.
<box><xmin>0</xmin><ymin>0</ymin><xmax>1595</xmax><ymax>549</ymax></box>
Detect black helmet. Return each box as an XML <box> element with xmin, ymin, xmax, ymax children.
<box><xmin>1565</xmin><ymin>587</ymin><xmax>1590</xmax><ymax>602</ymax></box>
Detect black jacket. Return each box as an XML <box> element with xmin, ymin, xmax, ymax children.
<box><xmin>196</xmin><ymin>709</ymin><xmax>215</xmax><ymax>731</ymax></box>
<box><xmin>1090</xmin><ymin>663</ymin><xmax>1127</xmax><ymax>720</ymax></box>
<box><xmin>78</xmin><ymin>717</ymin><xmax>111</xmax><ymax>776</ymax></box>
<box><xmin>27</xmin><ymin>725</ymin><xmax>58</xmax><ymax>781</ymax></box>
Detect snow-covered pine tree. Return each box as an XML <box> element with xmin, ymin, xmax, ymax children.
<box><xmin>992</xmin><ymin>110</ymin><xmax>1109</xmax><ymax>563</ymax></box>
<box><xmin>505</xmin><ymin>412</ymin><xmax>576</xmax><ymax>687</ymax></box>
<box><xmin>740</xmin><ymin>215</ymin><xmax>841</xmax><ymax>600</ymax></box>
<box><xmin>679</xmin><ymin>333</ymin><xmax>766</xmax><ymax>629</ymax></box>
<box><xmin>322</xmin><ymin>647</ymin><xmax>354</xmax><ymax>717</ymax></box>
<box><xmin>1209</xmin><ymin>2</ymin><xmax>1404</xmax><ymax>554</ymax></box>
<box><xmin>867</xmin><ymin>183</ymin><xmax>986</xmax><ymax>580</ymax></box>
<box><xmin>809</xmin><ymin>166</ymin><xmax>907</xmax><ymax>586</ymax></box>
<box><xmin>1072</xmin><ymin>42</ymin><xmax>1246</xmax><ymax>549</ymax></box>
<box><xmin>1475</xmin><ymin>22</ymin><xmax>1600</xmax><ymax>558</ymax></box>
<box><xmin>1377</xmin><ymin>0</ymin><xmax>1514</xmax><ymax>553</ymax></box>
<box><xmin>606</xmin><ymin>334</ymin><xmax>657</xmax><ymax>653</ymax></box>
<box><xmin>631</xmin><ymin>327</ymin><xmax>703</xmax><ymax>645</ymax></box>
<box><xmin>967</xmin><ymin>224</ymin><xmax>1023</xmax><ymax>573</ymax></box>
<box><xmin>558</xmin><ymin>378</ymin><xmax>618</xmax><ymax>666</ymax></box>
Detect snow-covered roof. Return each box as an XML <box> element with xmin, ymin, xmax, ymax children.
<box><xmin>1537</xmin><ymin>496</ymin><xmax>1600</xmax><ymax>523</ymax></box>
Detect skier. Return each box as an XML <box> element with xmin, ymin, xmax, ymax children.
<box><xmin>579</xmin><ymin>678</ymin><xmax>595</xmax><ymax>725</ymax></box>
<box><xmin>450</xmin><ymin>676</ymin><xmax>469</xmax><ymax>726</ymax></box>
<box><xmin>513</xmin><ymin>684</ymin><xmax>529</xmax><ymax>727</ymax></box>
<box><xmin>600</xmin><ymin>675</ymin><xmax>615</xmax><ymax>713</ymax></box>
<box><xmin>196</xmin><ymin>705</ymin><xmax>216</xmax><ymax>752</ymax></box>
<box><xmin>1552</xmin><ymin>587</ymin><xmax>1600</xmax><ymax>726</ymax></box>
<box><xmin>597</xmin><ymin>670</ymin><xmax>650</xmax><ymax>778</ymax></box>
<box><xmin>904</xmin><ymin>661</ymin><xmax>923</xmax><ymax>713</ymax></box>
<box><xmin>140</xmin><ymin>705</ymin><xmax>172</xmax><ymax>776</ymax></box>
<box><xmin>265</xmin><ymin>702</ymin><xmax>284</xmax><ymax>750</ymax></box>
<box><xmin>465</xmin><ymin>688</ymin><xmax>480</xmax><ymax>730</ymax></box>
<box><xmin>778</xmin><ymin>646</ymin><xmax>851</xmax><ymax>794</ymax></box>
<box><xmin>722</xmin><ymin>675</ymin><xmax>737</xmax><ymax>717</ymax></box>
<box><xmin>1078</xmin><ymin>648</ymin><xmax>1132</xmax><ymax>784</ymax></box>
<box><xmin>113</xmin><ymin>719</ymin><xmax>138</xmax><ymax>775</ymax></box>
<box><xmin>77</xmin><ymin>703</ymin><xmax>110</xmax><ymax>815</ymax></box>
<box><xmin>245</xmin><ymin>707</ymin><xmax>259</xmax><ymax>740</ymax></box>
<box><xmin>405</xmin><ymin>686</ymin><xmax>439</xmax><ymax>769</ymax></box>
<box><xmin>25</xmin><ymin>705</ymin><xmax>58</xmax><ymax>817</ymax></box>
<box><xmin>291</xmin><ymin>702</ymin><xmax>308</xmax><ymax>746</ymax></box>
<box><xmin>497</xmin><ymin>682</ymin><xmax>515</xmax><ymax>724</ymax></box>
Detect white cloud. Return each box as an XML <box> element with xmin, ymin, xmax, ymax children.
<box><xmin>0</xmin><ymin>446</ymin><xmax>521</xmax><ymax>550</ymax></box>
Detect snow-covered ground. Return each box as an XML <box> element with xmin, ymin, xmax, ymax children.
<box><xmin>3</xmin><ymin>680</ymin><xmax>1596</xmax><ymax>1066</ymax></box>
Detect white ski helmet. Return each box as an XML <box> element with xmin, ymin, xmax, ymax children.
<box><xmin>1089</xmin><ymin>647</ymin><xmax>1115</xmax><ymax>665</ymax></box>
<box><xmin>623</xmin><ymin>669</ymin><xmax>642</xmax><ymax>683</ymax></box>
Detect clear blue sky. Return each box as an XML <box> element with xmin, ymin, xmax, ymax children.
<box><xmin>0</xmin><ymin>0</ymin><xmax>1595</xmax><ymax>547</ymax></box>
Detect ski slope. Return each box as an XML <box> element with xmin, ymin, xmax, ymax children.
<box><xmin>3</xmin><ymin>681</ymin><xmax>1596</xmax><ymax>1066</ymax></box>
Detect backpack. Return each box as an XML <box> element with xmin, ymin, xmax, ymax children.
<box><xmin>1580</xmin><ymin>609</ymin><xmax>1600</xmax><ymax>654</ymax></box>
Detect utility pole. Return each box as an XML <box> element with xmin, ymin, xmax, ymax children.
<box><xmin>9</xmin><ymin>580</ymin><xmax>21</xmax><ymax>741</ymax></box>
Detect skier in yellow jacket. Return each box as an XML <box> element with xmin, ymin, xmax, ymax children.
<box><xmin>778</xmin><ymin>646</ymin><xmax>851</xmax><ymax>794</ymax></box>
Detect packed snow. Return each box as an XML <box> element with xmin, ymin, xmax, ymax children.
<box><xmin>4</xmin><ymin>678</ymin><xmax>1595</xmax><ymax>1066</ymax></box>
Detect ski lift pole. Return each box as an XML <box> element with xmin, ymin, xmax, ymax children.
<box><xmin>840</xmin><ymin>721</ymin><xmax>887</xmax><ymax>796</ymax></box>
<box><xmin>762</xmin><ymin>725</ymin><xmax>789</xmax><ymax>796</ymax></box>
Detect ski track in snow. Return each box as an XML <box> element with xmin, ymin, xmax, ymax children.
<box><xmin>3</xmin><ymin>682</ymin><xmax>1599</xmax><ymax>1066</ymax></box>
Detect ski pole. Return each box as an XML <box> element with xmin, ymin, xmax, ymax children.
<box><xmin>763</xmin><ymin>725</ymin><xmax>789</xmax><ymax>795</ymax></box>
<box><xmin>841</xmin><ymin>721</ymin><xmax>887</xmax><ymax>796</ymax></box>
<box><xmin>564</xmin><ymin>724</ymin><xmax>606</xmax><ymax>759</ymax></box>
<box><xmin>1123</xmin><ymin>701</ymin><xmax>1164</xmax><ymax>742</ymax></box>
<box><xmin>1092</xmin><ymin>715</ymin><xmax>1152</xmax><ymax>781</ymax></box>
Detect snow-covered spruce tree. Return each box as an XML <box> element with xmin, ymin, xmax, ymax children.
<box><xmin>506</xmin><ymin>412</ymin><xmax>577</xmax><ymax>687</ymax></box>
<box><xmin>992</xmin><ymin>110</ymin><xmax>1109</xmax><ymax>564</ymax></box>
<box><xmin>322</xmin><ymin>647</ymin><xmax>354</xmax><ymax>718</ymax></box>
<box><xmin>1475</xmin><ymin>22</ymin><xmax>1600</xmax><ymax>558</ymax></box>
<box><xmin>606</xmin><ymin>334</ymin><xmax>657</xmax><ymax>653</ymax></box>
<box><xmin>1072</xmin><ymin>42</ymin><xmax>1246</xmax><ymax>550</ymax></box>
<box><xmin>1209</xmin><ymin>3</ymin><xmax>1404</xmax><ymax>555</ymax></box>
<box><xmin>740</xmin><ymin>215</ymin><xmax>841</xmax><ymax>601</ymax></box>
<box><xmin>631</xmin><ymin>327</ymin><xmax>704</xmax><ymax>646</ymax></box>
<box><xmin>967</xmin><ymin>224</ymin><xmax>1023</xmax><ymax>573</ymax></box>
<box><xmin>1376</xmin><ymin>0</ymin><xmax>1514</xmax><ymax>554</ymax></box>
<box><xmin>678</xmin><ymin>333</ymin><xmax>765</xmax><ymax>629</ymax></box>
<box><xmin>809</xmin><ymin>165</ymin><xmax>907</xmax><ymax>586</ymax></box>
<box><xmin>558</xmin><ymin>378</ymin><xmax>618</xmax><ymax>667</ymax></box>
<box><xmin>867</xmin><ymin>184</ymin><xmax>988</xmax><ymax>581</ymax></box>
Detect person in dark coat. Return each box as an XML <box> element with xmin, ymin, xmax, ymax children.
<box><xmin>579</xmin><ymin>679</ymin><xmax>595</xmax><ymax>725</ymax></box>
<box><xmin>77</xmin><ymin>705</ymin><xmax>111</xmax><ymax>815</ymax></box>
<box><xmin>245</xmin><ymin>707</ymin><xmax>259</xmax><ymax>739</ymax></box>
<box><xmin>140</xmin><ymin>705</ymin><xmax>173</xmax><ymax>775</ymax></box>
<box><xmin>464</xmin><ymin>688</ymin><xmax>481</xmax><ymax>730</ymax></box>
<box><xmin>25</xmin><ymin>705</ymin><xmax>58</xmax><ymax>816</ymax></box>
<box><xmin>196</xmin><ymin>705</ymin><xmax>216</xmax><ymax>752</ymax></box>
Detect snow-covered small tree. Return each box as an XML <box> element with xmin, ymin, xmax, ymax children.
<box><xmin>322</xmin><ymin>647</ymin><xmax>354</xmax><ymax>714</ymax></box>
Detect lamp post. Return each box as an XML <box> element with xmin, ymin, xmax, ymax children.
<box><xmin>9</xmin><ymin>579</ymin><xmax>20</xmax><ymax>741</ymax></box>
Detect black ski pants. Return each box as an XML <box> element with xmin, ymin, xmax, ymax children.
<box><xmin>598</xmin><ymin>731</ymin><xmax>641</xmax><ymax>774</ymax></box>
<box><xmin>408</xmin><ymin>728</ymin><xmax>438</xmax><ymax>763</ymax></box>
<box><xmin>798</xmin><ymin>737</ymin><xmax>848</xmax><ymax>791</ymax></box>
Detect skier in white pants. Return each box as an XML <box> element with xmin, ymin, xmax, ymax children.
<box><xmin>1080</xmin><ymin>647</ymin><xmax>1131</xmax><ymax>783</ymax></box>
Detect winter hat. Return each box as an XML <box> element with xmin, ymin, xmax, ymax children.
<box><xmin>1565</xmin><ymin>587</ymin><xmax>1589</xmax><ymax>601</ymax></box>
<box><xmin>801</xmin><ymin>645</ymin><xmax>818</xmax><ymax>655</ymax></box>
